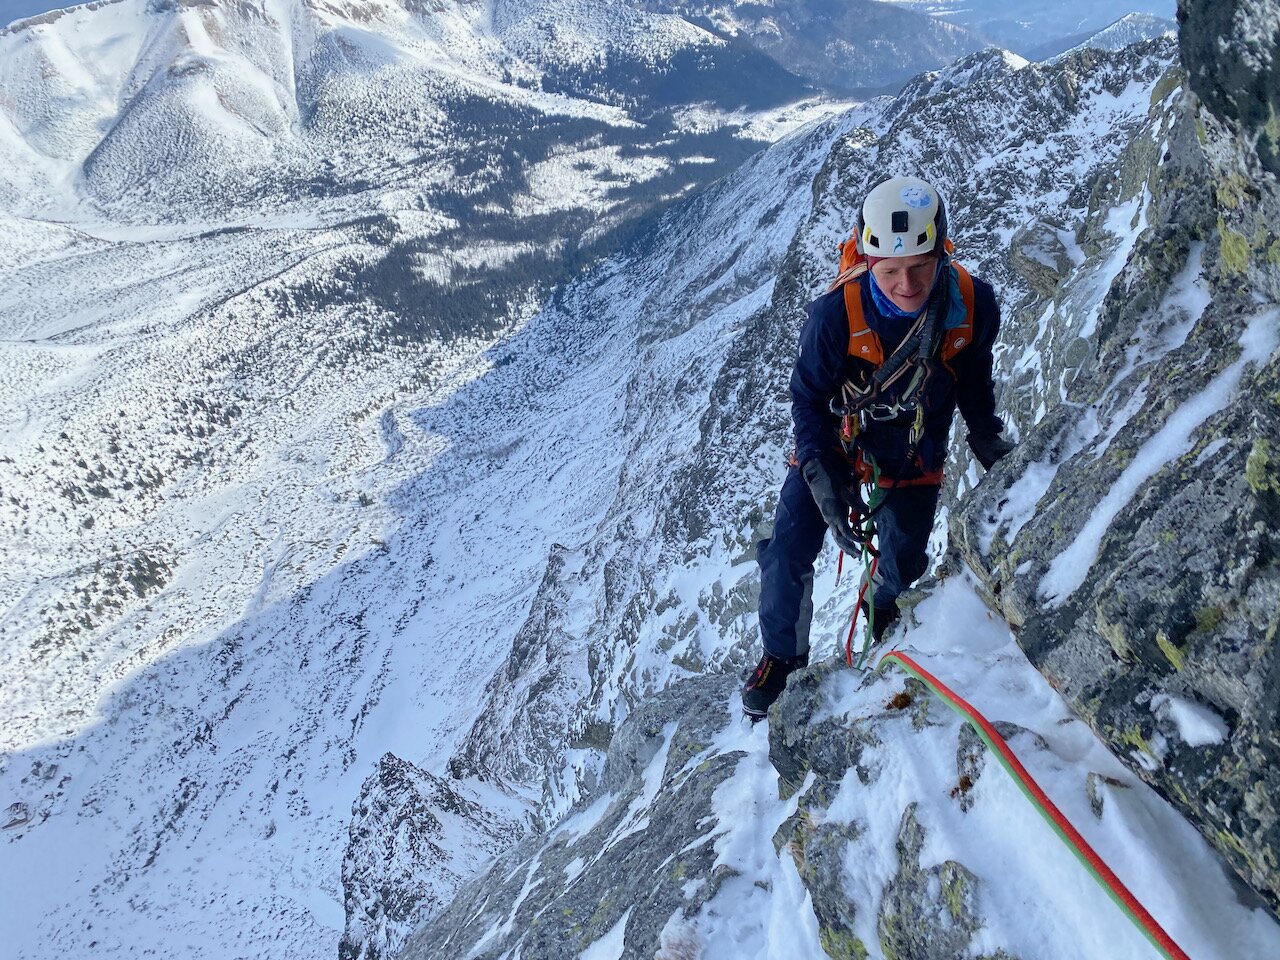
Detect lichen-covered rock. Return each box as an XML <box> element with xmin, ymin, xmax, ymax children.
<box><xmin>953</xmin><ymin>0</ymin><xmax>1280</xmax><ymax>910</ymax></box>
<box><xmin>1177</xmin><ymin>0</ymin><xmax>1280</xmax><ymax>175</ymax></box>
<box><xmin>1009</xmin><ymin>217</ymin><xmax>1078</xmax><ymax>300</ymax></box>
<box><xmin>767</xmin><ymin>662</ymin><xmax>1014</xmax><ymax>960</ymax></box>
<box><xmin>877</xmin><ymin>804</ymin><xmax>988</xmax><ymax>960</ymax></box>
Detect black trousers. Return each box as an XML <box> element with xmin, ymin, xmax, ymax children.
<box><xmin>757</xmin><ymin>466</ymin><xmax>940</xmax><ymax>659</ymax></box>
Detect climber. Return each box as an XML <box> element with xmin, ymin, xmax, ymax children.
<box><xmin>742</xmin><ymin>175</ymin><xmax>1014</xmax><ymax>721</ymax></box>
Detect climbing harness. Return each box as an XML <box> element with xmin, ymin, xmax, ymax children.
<box><xmin>828</xmin><ymin>254</ymin><xmax>978</xmax><ymax>489</ymax></box>
<box><xmin>830</xmin><ymin>264</ymin><xmax>949</xmax><ymax>436</ymax></box>
<box><xmin>877</xmin><ymin>651</ymin><xmax>1192</xmax><ymax>960</ymax></box>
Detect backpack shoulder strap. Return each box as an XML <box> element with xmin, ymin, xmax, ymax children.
<box><xmin>843</xmin><ymin>278</ymin><xmax>884</xmax><ymax>366</ymax></box>
<box><xmin>940</xmin><ymin>262</ymin><xmax>977</xmax><ymax>363</ymax></box>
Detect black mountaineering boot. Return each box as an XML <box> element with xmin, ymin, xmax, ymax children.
<box><xmin>742</xmin><ymin>651</ymin><xmax>808</xmax><ymax>722</ymax></box>
<box><xmin>861</xmin><ymin>601</ymin><xmax>900</xmax><ymax>643</ymax></box>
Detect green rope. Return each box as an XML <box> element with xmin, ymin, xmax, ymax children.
<box><xmin>854</xmin><ymin>455</ymin><xmax>884</xmax><ymax>669</ymax></box>
<box><xmin>877</xmin><ymin>653</ymin><xmax>1190</xmax><ymax>960</ymax></box>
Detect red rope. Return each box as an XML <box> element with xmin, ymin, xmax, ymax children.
<box><xmin>844</xmin><ymin>556</ymin><xmax>879</xmax><ymax>666</ymax></box>
<box><xmin>879</xmin><ymin>651</ymin><xmax>1191</xmax><ymax>960</ymax></box>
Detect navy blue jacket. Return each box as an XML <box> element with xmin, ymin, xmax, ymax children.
<box><xmin>790</xmin><ymin>273</ymin><xmax>1004</xmax><ymax>481</ymax></box>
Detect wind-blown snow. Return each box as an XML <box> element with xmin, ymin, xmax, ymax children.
<box><xmin>1152</xmin><ymin>694</ymin><xmax>1229</xmax><ymax>747</ymax></box>
<box><xmin>1040</xmin><ymin>307</ymin><xmax>1280</xmax><ymax>606</ymax></box>
<box><xmin>579</xmin><ymin>906</ymin><xmax>634</xmax><ymax>960</ymax></box>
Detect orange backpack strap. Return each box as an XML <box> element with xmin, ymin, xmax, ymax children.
<box><xmin>843</xmin><ymin>279</ymin><xmax>884</xmax><ymax>365</ymax></box>
<box><xmin>940</xmin><ymin>262</ymin><xmax>977</xmax><ymax>364</ymax></box>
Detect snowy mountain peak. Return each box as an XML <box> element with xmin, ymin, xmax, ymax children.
<box><xmin>1048</xmin><ymin>11</ymin><xmax>1177</xmax><ymax>62</ymax></box>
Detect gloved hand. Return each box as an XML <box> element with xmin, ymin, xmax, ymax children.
<box><xmin>801</xmin><ymin>458</ymin><xmax>863</xmax><ymax>554</ymax></box>
<box><xmin>967</xmin><ymin>432</ymin><xmax>1015</xmax><ymax>470</ymax></box>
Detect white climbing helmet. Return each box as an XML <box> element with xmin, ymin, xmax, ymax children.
<box><xmin>858</xmin><ymin>176</ymin><xmax>948</xmax><ymax>258</ymax></box>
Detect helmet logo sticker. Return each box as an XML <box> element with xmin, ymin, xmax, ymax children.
<box><xmin>893</xmin><ymin>236</ymin><xmax>904</xmax><ymax>253</ymax></box>
<box><xmin>900</xmin><ymin>186</ymin><xmax>932</xmax><ymax>208</ymax></box>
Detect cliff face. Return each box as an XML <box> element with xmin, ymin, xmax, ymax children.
<box><xmin>954</xmin><ymin>0</ymin><xmax>1280</xmax><ymax>911</ymax></box>
<box><xmin>1177</xmin><ymin>0</ymin><xmax>1280</xmax><ymax>175</ymax></box>
<box><xmin>380</xmin><ymin>8</ymin><xmax>1280</xmax><ymax>958</ymax></box>
<box><xmin>371</xmin><ymin>18</ymin><xmax>1280</xmax><ymax>960</ymax></box>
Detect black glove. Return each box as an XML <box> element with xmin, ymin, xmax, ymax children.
<box><xmin>801</xmin><ymin>458</ymin><xmax>863</xmax><ymax>555</ymax></box>
<box><xmin>967</xmin><ymin>433</ymin><xmax>1015</xmax><ymax>470</ymax></box>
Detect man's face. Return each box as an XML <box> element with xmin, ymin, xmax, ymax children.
<box><xmin>870</xmin><ymin>253</ymin><xmax>939</xmax><ymax>314</ymax></box>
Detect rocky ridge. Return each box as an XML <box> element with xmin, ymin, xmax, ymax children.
<box><xmin>384</xmin><ymin>7</ymin><xmax>1280</xmax><ymax>955</ymax></box>
<box><xmin>953</xmin><ymin>0</ymin><xmax>1280</xmax><ymax>911</ymax></box>
<box><xmin>341</xmin><ymin>27</ymin><xmax>1280</xmax><ymax>960</ymax></box>
<box><xmin>399</xmin><ymin>579</ymin><xmax>1280</xmax><ymax>959</ymax></box>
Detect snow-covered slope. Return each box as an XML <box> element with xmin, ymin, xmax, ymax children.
<box><xmin>4</xmin><ymin>3</ymin><xmax>1278</xmax><ymax>959</ymax></box>
<box><xmin>0</xmin><ymin>31</ymin><xmax>857</xmax><ymax>958</ymax></box>
<box><xmin>0</xmin><ymin>0</ymin><xmax>823</xmax><ymax>225</ymax></box>
<box><xmin>400</xmin><ymin>578</ymin><xmax>1280</xmax><ymax>959</ymax></box>
<box><xmin>1046</xmin><ymin>13</ymin><xmax>1177</xmax><ymax>62</ymax></box>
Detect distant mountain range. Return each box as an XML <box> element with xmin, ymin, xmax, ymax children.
<box><xmin>1028</xmin><ymin>12</ymin><xmax>1177</xmax><ymax>61</ymax></box>
<box><xmin>879</xmin><ymin>0</ymin><xmax>1177</xmax><ymax>55</ymax></box>
<box><xmin>630</xmin><ymin>0</ymin><xmax>989</xmax><ymax>94</ymax></box>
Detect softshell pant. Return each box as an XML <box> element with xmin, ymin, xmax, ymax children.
<box><xmin>757</xmin><ymin>466</ymin><xmax>941</xmax><ymax>660</ymax></box>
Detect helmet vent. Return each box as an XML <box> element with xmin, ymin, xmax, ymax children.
<box><xmin>917</xmin><ymin>231</ymin><xmax>928</xmax><ymax>246</ymax></box>
<box><xmin>890</xmin><ymin>210</ymin><xmax>909</xmax><ymax>232</ymax></box>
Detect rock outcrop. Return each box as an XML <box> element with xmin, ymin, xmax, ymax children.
<box><xmin>953</xmin><ymin>0</ymin><xmax>1280</xmax><ymax>910</ymax></box>
<box><xmin>397</xmin><ymin>674</ymin><xmax>744</xmax><ymax>960</ymax></box>
<box><xmin>340</xmin><ymin>756</ymin><xmax>531</xmax><ymax>960</ymax></box>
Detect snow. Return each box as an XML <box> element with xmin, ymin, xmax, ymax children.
<box><xmin>654</xmin><ymin>575</ymin><xmax>1280</xmax><ymax>960</ymax></box>
<box><xmin>578</xmin><ymin>907</ymin><xmax>632</xmax><ymax>960</ymax></box>
<box><xmin>1079</xmin><ymin>190</ymin><xmax>1146</xmax><ymax>340</ymax></box>
<box><xmin>516</xmin><ymin>146</ymin><xmax>671</xmax><ymax>218</ymax></box>
<box><xmin>562</xmin><ymin>856</ymin><xmax>586</xmax><ymax>883</ymax></box>
<box><xmin>671</xmin><ymin>98</ymin><xmax>863</xmax><ymax>142</ymax></box>
<box><xmin>988</xmin><ymin>235</ymin><xmax>1212</xmax><ymax>560</ymax></box>
<box><xmin>1152</xmin><ymin>694</ymin><xmax>1229</xmax><ymax>747</ymax></box>
<box><xmin>1040</xmin><ymin>307</ymin><xmax>1280</xmax><ymax>606</ymax></box>
<box><xmin>0</xmin><ymin>13</ymin><xmax>1265</xmax><ymax>960</ymax></box>
<box><xmin>600</xmin><ymin>722</ymin><xmax>678</xmax><ymax>850</ymax></box>
<box><xmin>981</xmin><ymin>452</ymin><xmax>1059</xmax><ymax>550</ymax></box>
<box><xmin>554</xmin><ymin>791</ymin><xmax>615</xmax><ymax>844</ymax></box>
<box><xmin>1100</xmin><ymin>241</ymin><xmax>1210</xmax><ymax>407</ymax></box>
<box><xmin>664</xmin><ymin>710</ymin><xmax>827</xmax><ymax>959</ymax></box>
<box><xmin>1193</xmin><ymin>436</ymin><xmax>1229</xmax><ymax>466</ymax></box>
